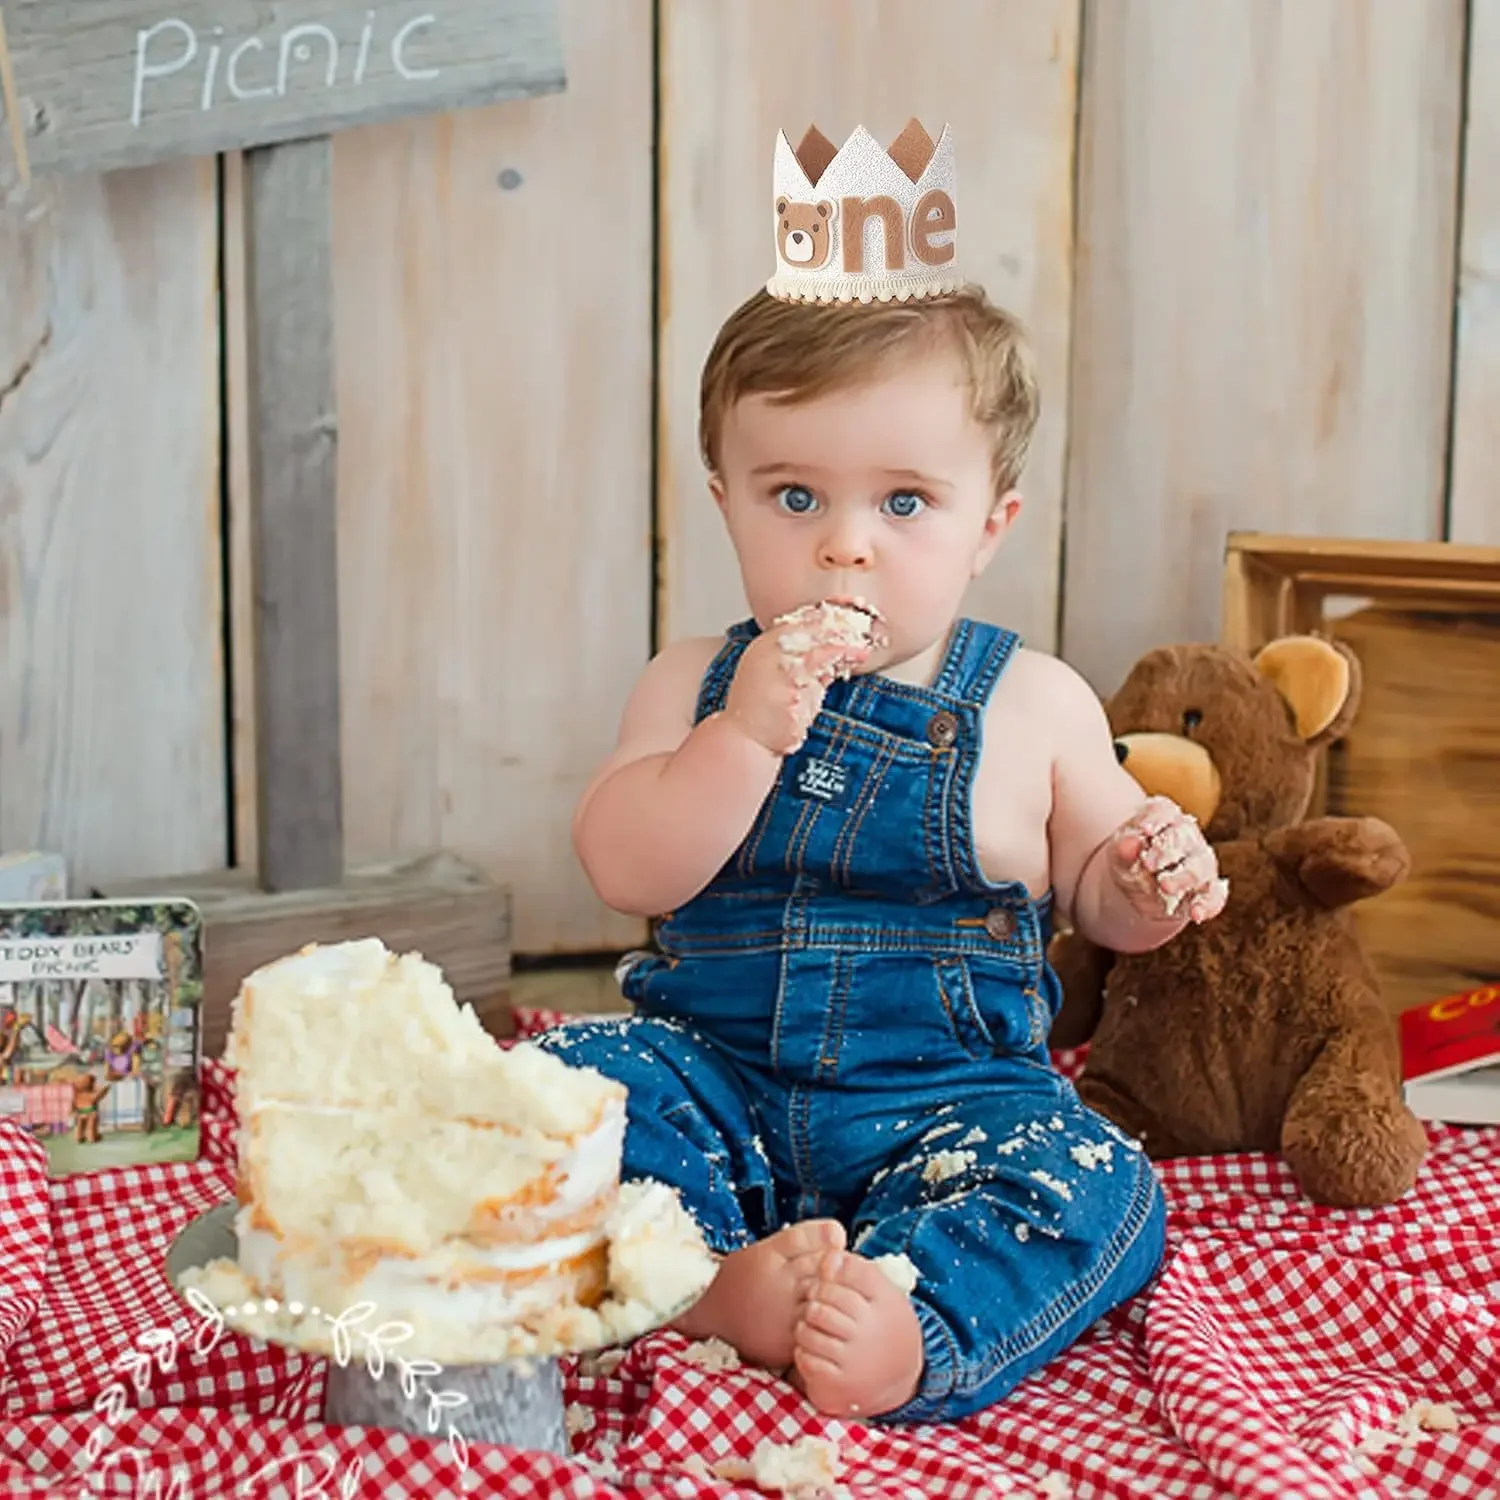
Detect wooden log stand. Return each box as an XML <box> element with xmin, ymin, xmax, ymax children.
<box><xmin>2</xmin><ymin>0</ymin><xmax>567</xmax><ymax>1052</ymax></box>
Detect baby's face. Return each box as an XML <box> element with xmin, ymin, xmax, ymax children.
<box><xmin>711</xmin><ymin>348</ymin><xmax>1017</xmax><ymax>676</ymax></box>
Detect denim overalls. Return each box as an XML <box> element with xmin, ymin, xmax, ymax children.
<box><xmin>536</xmin><ymin>617</ymin><xmax>1167</xmax><ymax>1423</ymax></box>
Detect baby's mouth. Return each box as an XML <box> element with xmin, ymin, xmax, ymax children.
<box><xmin>821</xmin><ymin>596</ymin><xmax>891</xmax><ymax>651</ymax></box>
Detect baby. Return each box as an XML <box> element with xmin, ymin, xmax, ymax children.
<box><xmin>537</xmin><ymin>124</ymin><xmax>1226</xmax><ymax>1424</ymax></box>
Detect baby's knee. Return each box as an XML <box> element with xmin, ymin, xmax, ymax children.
<box><xmin>531</xmin><ymin>1011</ymin><xmax>683</xmax><ymax>1075</ymax></box>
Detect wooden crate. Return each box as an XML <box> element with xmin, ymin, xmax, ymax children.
<box><xmin>1222</xmin><ymin>533</ymin><xmax>1500</xmax><ymax>1018</ymax></box>
<box><xmin>101</xmin><ymin>852</ymin><xmax>513</xmax><ymax>1059</ymax></box>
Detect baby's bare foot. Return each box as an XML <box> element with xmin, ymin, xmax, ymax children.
<box><xmin>791</xmin><ymin>1249</ymin><xmax>924</xmax><ymax>1418</ymax></box>
<box><xmin>673</xmin><ymin>1220</ymin><xmax>846</xmax><ymax>1369</ymax></box>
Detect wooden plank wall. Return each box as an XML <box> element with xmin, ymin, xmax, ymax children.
<box><xmin>1063</xmin><ymin>0</ymin><xmax>1467</xmax><ymax>693</ymax></box>
<box><xmin>1450</xmin><ymin>0</ymin><xmax>1500</xmax><ymax>546</ymax></box>
<box><xmin>0</xmin><ymin>0</ymin><xmax>1492</xmax><ymax>959</ymax></box>
<box><xmin>315</xmin><ymin>0</ymin><xmax>654</xmax><ymax>956</ymax></box>
<box><xmin>0</xmin><ymin>154</ymin><xmax>226</xmax><ymax>890</ymax></box>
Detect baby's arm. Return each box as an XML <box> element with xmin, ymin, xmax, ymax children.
<box><xmin>575</xmin><ymin>623</ymin><xmax>866</xmax><ymax>916</ymax></box>
<box><xmin>573</xmin><ymin>638</ymin><xmax>780</xmax><ymax>916</ymax></box>
<box><xmin>1045</xmin><ymin>661</ymin><xmax>1225</xmax><ymax>952</ymax></box>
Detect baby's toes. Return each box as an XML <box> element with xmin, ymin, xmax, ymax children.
<box><xmin>786</xmin><ymin>1220</ymin><xmax>846</xmax><ymax>1257</ymax></box>
<box><xmin>802</xmin><ymin>1279</ymin><xmax>863</xmax><ymax>1337</ymax></box>
<box><xmin>828</xmin><ymin>1250</ymin><xmax>900</xmax><ymax>1303</ymax></box>
<box><xmin>798</xmin><ymin>1296</ymin><xmax>858</xmax><ymax>1356</ymax></box>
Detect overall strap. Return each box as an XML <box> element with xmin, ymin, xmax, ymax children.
<box><xmin>930</xmin><ymin>618</ymin><xmax>1024</xmax><ymax>708</ymax></box>
<box><xmin>693</xmin><ymin>619</ymin><xmax>761</xmax><ymax>722</ymax></box>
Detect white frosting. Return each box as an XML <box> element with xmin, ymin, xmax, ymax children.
<box><xmin>552</xmin><ymin>1097</ymin><xmax>625</xmax><ymax>1209</ymax></box>
<box><xmin>238</xmin><ymin>1219</ymin><xmax>606</xmax><ymax>1328</ymax></box>
<box><xmin>245</xmin><ymin>1095</ymin><xmax>625</xmax><ymax>1233</ymax></box>
<box><xmin>235</xmin><ymin>1100</ymin><xmax>627</xmax><ymax>1323</ymax></box>
<box><xmin>187</xmin><ymin>1180</ymin><xmax>718</xmax><ymax>1364</ymax></box>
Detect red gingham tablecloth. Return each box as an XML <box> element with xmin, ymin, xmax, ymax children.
<box><xmin>2</xmin><ymin>1008</ymin><xmax>1497</xmax><ymax>1500</ymax></box>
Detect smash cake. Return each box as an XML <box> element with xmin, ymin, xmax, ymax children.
<box><xmin>179</xmin><ymin>938</ymin><xmax>715</xmax><ymax>1363</ymax></box>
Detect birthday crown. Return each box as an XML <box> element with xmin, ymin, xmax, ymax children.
<box><xmin>767</xmin><ymin>118</ymin><xmax>964</xmax><ymax>305</ymax></box>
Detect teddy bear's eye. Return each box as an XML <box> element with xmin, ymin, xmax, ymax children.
<box><xmin>1182</xmin><ymin>709</ymin><xmax>1203</xmax><ymax>732</ymax></box>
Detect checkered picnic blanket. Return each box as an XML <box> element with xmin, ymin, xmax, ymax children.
<box><xmin>2</xmin><ymin>1008</ymin><xmax>1497</xmax><ymax>1500</ymax></box>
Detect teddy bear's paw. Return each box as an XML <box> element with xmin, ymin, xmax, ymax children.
<box><xmin>1283</xmin><ymin>1102</ymin><xmax>1429</xmax><ymax>1208</ymax></box>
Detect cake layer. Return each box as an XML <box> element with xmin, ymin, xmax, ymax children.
<box><xmin>184</xmin><ymin>1180</ymin><xmax>720</xmax><ymax>1365</ymax></box>
<box><xmin>240</xmin><ymin>1094</ymin><xmax>626</xmax><ymax>1255</ymax></box>
<box><xmin>227</xmin><ymin>938</ymin><xmax>625</xmax><ymax>1138</ymax></box>
<box><xmin>237</xmin><ymin>1217</ymin><xmax>609</xmax><ymax>1331</ymax></box>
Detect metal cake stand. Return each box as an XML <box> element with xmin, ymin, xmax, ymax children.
<box><xmin>164</xmin><ymin>1201</ymin><xmax>691</xmax><ymax>1457</ymax></box>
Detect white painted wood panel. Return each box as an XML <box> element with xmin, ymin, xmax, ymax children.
<box><xmin>1063</xmin><ymin>0</ymin><xmax>1465</xmax><ymax>692</ymax></box>
<box><xmin>325</xmin><ymin>0</ymin><xmax>653</xmax><ymax>954</ymax></box>
<box><xmin>1449</xmin><ymin>0</ymin><xmax>1500</xmax><ymax>544</ymax></box>
<box><xmin>0</xmin><ymin>157</ymin><xmax>226</xmax><ymax>885</ymax></box>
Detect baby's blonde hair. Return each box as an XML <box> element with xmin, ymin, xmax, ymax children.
<box><xmin>699</xmin><ymin>285</ymin><xmax>1040</xmax><ymax>495</ymax></box>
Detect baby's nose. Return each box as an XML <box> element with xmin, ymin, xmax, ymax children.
<box><xmin>818</xmin><ymin>527</ymin><xmax>871</xmax><ymax>568</ymax></box>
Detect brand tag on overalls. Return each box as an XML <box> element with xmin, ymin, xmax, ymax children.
<box><xmin>791</xmin><ymin>755</ymin><xmax>850</xmax><ymax>806</ymax></box>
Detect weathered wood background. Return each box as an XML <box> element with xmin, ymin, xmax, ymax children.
<box><xmin>0</xmin><ymin>0</ymin><xmax>1492</xmax><ymax>962</ymax></box>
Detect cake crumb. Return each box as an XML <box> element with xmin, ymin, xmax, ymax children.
<box><xmin>564</xmin><ymin>1402</ymin><xmax>595</xmax><ymax>1438</ymax></box>
<box><xmin>715</xmin><ymin>1436</ymin><xmax>843</xmax><ymax>1497</ymax></box>
<box><xmin>923</xmin><ymin>1149</ymin><xmax>976</xmax><ymax>1184</ymax></box>
<box><xmin>1029</xmin><ymin>1169</ymin><xmax>1074</xmax><ymax>1202</ymax></box>
<box><xmin>578</xmin><ymin>1347</ymin><xmax>627</xmax><ymax>1377</ymax></box>
<box><xmin>1356</xmin><ymin>1398</ymin><xmax>1464</xmax><ymax>1455</ymax></box>
<box><xmin>681</xmin><ymin>1336</ymin><xmax>742</xmax><ymax>1371</ymax></box>
<box><xmin>872</xmin><ymin>1253</ymin><xmax>919</xmax><ymax>1294</ymax></box>
<box><xmin>1069</xmin><ymin>1141</ymin><xmax>1113</xmax><ymax>1171</ymax></box>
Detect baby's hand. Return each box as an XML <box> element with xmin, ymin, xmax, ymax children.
<box><xmin>723</xmin><ymin>622</ymin><xmax>870</xmax><ymax>757</ymax></box>
<box><xmin>1107</xmin><ymin>796</ymin><xmax>1228</xmax><ymax>925</ymax></box>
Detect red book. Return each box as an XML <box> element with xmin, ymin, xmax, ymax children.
<box><xmin>1399</xmin><ymin>983</ymin><xmax>1500</xmax><ymax>1126</ymax></box>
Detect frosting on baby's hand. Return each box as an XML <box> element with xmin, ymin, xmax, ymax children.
<box><xmin>1109</xmin><ymin>796</ymin><xmax>1228</xmax><ymax>924</ymax></box>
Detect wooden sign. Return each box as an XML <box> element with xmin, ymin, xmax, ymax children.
<box><xmin>0</xmin><ymin>0</ymin><xmax>565</xmax><ymax>177</ymax></box>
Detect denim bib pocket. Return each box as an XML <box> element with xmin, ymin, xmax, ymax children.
<box><xmin>934</xmin><ymin>957</ymin><xmax>996</xmax><ymax>1059</ymax></box>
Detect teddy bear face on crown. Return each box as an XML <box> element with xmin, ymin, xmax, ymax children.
<box><xmin>767</xmin><ymin>119</ymin><xmax>964</xmax><ymax>304</ymax></box>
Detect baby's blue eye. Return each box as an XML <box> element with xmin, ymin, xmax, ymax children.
<box><xmin>883</xmin><ymin>491</ymin><xmax>927</xmax><ymax>518</ymax></box>
<box><xmin>777</xmin><ymin>485</ymin><xmax>817</xmax><ymax>515</ymax></box>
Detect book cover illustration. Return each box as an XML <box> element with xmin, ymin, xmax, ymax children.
<box><xmin>0</xmin><ymin>899</ymin><xmax>203</xmax><ymax>1175</ymax></box>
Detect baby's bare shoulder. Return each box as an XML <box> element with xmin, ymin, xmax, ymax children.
<box><xmin>645</xmin><ymin>634</ymin><xmax>727</xmax><ymax>698</ymax></box>
<box><xmin>987</xmin><ymin>647</ymin><xmax>1103</xmax><ymax>726</ymax></box>
<box><xmin>614</xmin><ymin>634</ymin><xmax>729</xmax><ymax>743</ymax></box>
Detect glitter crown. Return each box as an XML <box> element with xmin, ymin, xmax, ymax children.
<box><xmin>767</xmin><ymin>117</ymin><xmax>963</xmax><ymax>305</ymax></box>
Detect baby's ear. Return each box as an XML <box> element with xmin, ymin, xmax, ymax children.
<box><xmin>991</xmin><ymin>488</ymin><xmax>1022</xmax><ymax>524</ymax></box>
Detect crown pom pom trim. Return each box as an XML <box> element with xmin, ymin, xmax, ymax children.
<box><xmin>767</xmin><ymin>118</ymin><xmax>965</xmax><ymax>305</ymax></box>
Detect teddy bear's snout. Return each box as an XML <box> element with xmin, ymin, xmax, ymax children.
<box><xmin>1112</xmin><ymin>730</ymin><xmax>1222</xmax><ymax>829</ymax></box>
<box><xmin>786</xmin><ymin>230</ymin><xmax>814</xmax><ymax>262</ymax></box>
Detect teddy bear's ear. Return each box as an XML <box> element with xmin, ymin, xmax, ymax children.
<box><xmin>1253</xmin><ymin>635</ymin><xmax>1362</xmax><ymax>744</ymax></box>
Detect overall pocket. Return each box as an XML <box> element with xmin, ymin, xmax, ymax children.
<box><xmin>935</xmin><ymin>957</ymin><xmax>1052</xmax><ymax>1058</ymax></box>
<box><xmin>934</xmin><ymin>957</ymin><xmax>996</xmax><ymax>1059</ymax></box>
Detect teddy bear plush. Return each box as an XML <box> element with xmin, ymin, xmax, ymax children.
<box><xmin>1050</xmin><ymin>634</ymin><xmax>1428</xmax><ymax>1208</ymax></box>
